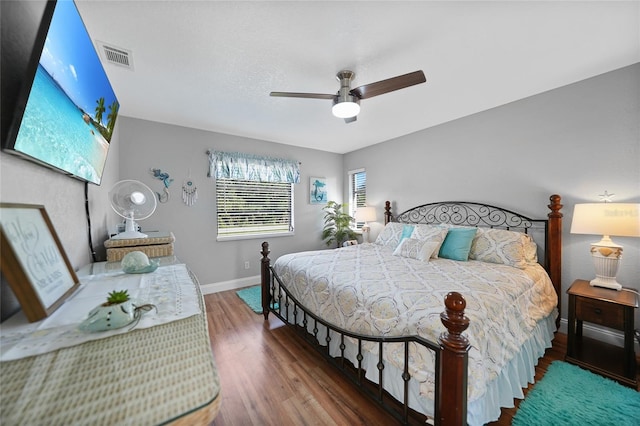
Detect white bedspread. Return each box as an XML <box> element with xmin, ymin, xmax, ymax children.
<box><xmin>272</xmin><ymin>243</ymin><xmax>557</xmax><ymax>404</ymax></box>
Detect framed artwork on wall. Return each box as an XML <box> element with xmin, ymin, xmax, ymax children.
<box><xmin>0</xmin><ymin>203</ymin><xmax>80</xmax><ymax>322</ymax></box>
<box><xmin>309</xmin><ymin>177</ymin><xmax>327</xmax><ymax>204</ymax></box>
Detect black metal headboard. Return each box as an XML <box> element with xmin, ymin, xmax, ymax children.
<box><xmin>383</xmin><ymin>200</ymin><xmax>550</xmax><ymax>269</ymax></box>
<box><xmin>383</xmin><ymin>196</ymin><xmax>564</xmax><ymax>326</ymax></box>
<box><xmin>386</xmin><ymin>201</ymin><xmax>545</xmax><ymax>231</ymax></box>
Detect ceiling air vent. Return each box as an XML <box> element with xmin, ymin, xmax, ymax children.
<box><xmin>97</xmin><ymin>41</ymin><xmax>134</xmax><ymax>70</ymax></box>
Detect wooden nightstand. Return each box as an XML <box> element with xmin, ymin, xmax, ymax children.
<box><xmin>566</xmin><ymin>279</ymin><xmax>638</xmax><ymax>388</ymax></box>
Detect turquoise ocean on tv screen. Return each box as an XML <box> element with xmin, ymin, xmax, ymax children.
<box><xmin>14</xmin><ymin>64</ymin><xmax>108</xmax><ymax>184</ymax></box>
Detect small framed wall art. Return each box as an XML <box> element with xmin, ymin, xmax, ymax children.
<box><xmin>310</xmin><ymin>177</ymin><xmax>327</xmax><ymax>204</ymax></box>
<box><xmin>0</xmin><ymin>203</ymin><xmax>80</xmax><ymax>322</ymax></box>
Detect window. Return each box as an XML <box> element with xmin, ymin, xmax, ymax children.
<box><xmin>348</xmin><ymin>169</ymin><xmax>366</xmax><ymax>230</ymax></box>
<box><xmin>208</xmin><ymin>150</ymin><xmax>300</xmax><ymax>241</ymax></box>
<box><xmin>216</xmin><ymin>179</ymin><xmax>294</xmax><ymax>239</ymax></box>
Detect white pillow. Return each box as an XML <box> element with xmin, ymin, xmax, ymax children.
<box><xmin>411</xmin><ymin>224</ymin><xmax>449</xmax><ymax>259</ymax></box>
<box><xmin>469</xmin><ymin>228</ymin><xmax>535</xmax><ymax>269</ymax></box>
<box><xmin>392</xmin><ymin>238</ymin><xmax>439</xmax><ymax>262</ymax></box>
<box><xmin>374</xmin><ymin>222</ymin><xmax>408</xmax><ymax>248</ymax></box>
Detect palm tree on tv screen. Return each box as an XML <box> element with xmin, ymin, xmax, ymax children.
<box><xmin>107</xmin><ymin>101</ymin><xmax>119</xmax><ymax>139</ymax></box>
<box><xmin>95</xmin><ymin>97</ymin><xmax>105</xmax><ymax>125</ymax></box>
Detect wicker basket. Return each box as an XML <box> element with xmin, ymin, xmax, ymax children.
<box><xmin>105</xmin><ymin>231</ymin><xmax>175</xmax><ymax>262</ymax></box>
<box><xmin>106</xmin><ymin>243</ymin><xmax>174</xmax><ymax>262</ymax></box>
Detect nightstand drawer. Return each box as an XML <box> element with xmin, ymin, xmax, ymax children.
<box><xmin>575</xmin><ymin>297</ymin><xmax>623</xmax><ymax>329</ymax></box>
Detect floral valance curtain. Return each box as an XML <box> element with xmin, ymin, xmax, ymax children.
<box><xmin>208</xmin><ymin>150</ymin><xmax>300</xmax><ymax>184</ymax></box>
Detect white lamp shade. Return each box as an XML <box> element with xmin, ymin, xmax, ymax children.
<box><xmin>570</xmin><ymin>203</ymin><xmax>640</xmax><ymax>238</ymax></box>
<box><xmin>355</xmin><ymin>206</ymin><xmax>377</xmax><ymax>223</ymax></box>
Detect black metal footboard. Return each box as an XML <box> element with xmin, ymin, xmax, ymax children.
<box><xmin>260</xmin><ymin>241</ymin><xmax>470</xmax><ymax>426</ymax></box>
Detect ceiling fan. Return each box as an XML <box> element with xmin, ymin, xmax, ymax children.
<box><xmin>270</xmin><ymin>70</ymin><xmax>426</xmax><ymax>123</ymax></box>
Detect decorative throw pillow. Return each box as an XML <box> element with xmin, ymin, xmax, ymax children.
<box><xmin>374</xmin><ymin>222</ymin><xmax>406</xmax><ymax>248</ymax></box>
<box><xmin>469</xmin><ymin>228</ymin><xmax>534</xmax><ymax>269</ymax></box>
<box><xmin>439</xmin><ymin>227</ymin><xmax>477</xmax><ymax>261</ymax></box>
<box><xmin>392</xmin><ymin>238</ymin><xmax>439</xmax><ymax>262</ymax></box>
<box><xmin>398</xmin><ymin>224</ymin><xmax>415</xmax><ymax>245</ymax></box>
<box><xmin>411</xmin><ymin>224</ymin><xmax>449</xmax><ymax>258</ymax></box>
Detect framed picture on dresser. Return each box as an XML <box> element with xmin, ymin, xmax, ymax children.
<box><xmin>0</xmin><ymin>203</ymin><xmax>79</xmax><ymax>322</ymax></box>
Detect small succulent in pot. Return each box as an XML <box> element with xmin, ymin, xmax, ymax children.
<box><xmin>80</xmin><ymin>289</ymin><xmax>136</xmax><ymax>332</ymax></box>
<box><xmin>104</xmin><ymin>290</ymin><xmax>130</xmax><ymax>306</ymax></box>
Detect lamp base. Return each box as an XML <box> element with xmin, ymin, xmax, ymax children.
<box><xmin>588</xmin><ymin>243</ymin><xmax>623</xmax><ymax>291</ymax></box>
<box><xmin>362</xmin><ymin>224</ymin><xmax>371</xmax><ymax>243</ymax></box>
<box><xmin>589</xmin><ymin>277</ymin><xmax>622</xmax><ymax>291</ymax></box>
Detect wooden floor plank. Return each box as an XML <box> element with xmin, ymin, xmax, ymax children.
<box><xmin>205</xmin><ymin>288</ymin><xmax>638</xmax><ymax>425</ymax></box>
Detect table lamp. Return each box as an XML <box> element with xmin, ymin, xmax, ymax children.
<box><xmin>570</xmin><ymin>203</ymin><xmax>640</xmax><ymax>290</ymax></box>
<box><xmin>355</xmin><ymin>207</ymin><xmax>377</xmax><ymax>243</ymax></box>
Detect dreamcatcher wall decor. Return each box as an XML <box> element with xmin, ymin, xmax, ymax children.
<box><xmin>182</xmin><ymin>171</ymin><xmax>198</xmax><ymax>206</ymax></box>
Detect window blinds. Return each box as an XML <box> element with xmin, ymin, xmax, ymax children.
<box><xmin>216</xmin><ymin>179</ymin><xmax>293</xmax><ymax>237</ymax></box>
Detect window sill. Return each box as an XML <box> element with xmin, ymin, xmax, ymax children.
<box><xmin>217</xmin><ymin>231</ymin><xmax>295</xmax><ymax>242</ymax></box>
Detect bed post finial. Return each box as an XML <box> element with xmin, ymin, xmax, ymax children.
<box><xmin>384</xmin><ymin>201</ymin><xmax>392</xmax><ymax>224</ymax></box>
<box><xmin>438</xmin><ymin>291</ymin><xmax>469</xmax><ymax>425</ymax></box>
<box><xmin>548</xmin><ymin>194</ymin><xmax>563</xmax><ymax>218</ymax></box>
<box><xmin>261</xmin><ymin>241</ymin><xmax>271</xmax><ymax>320</ymax></box>
<box><xmin>547</xmin><ymin>194</ymin><xmax>563</xmax><ymax>327</ymax></box>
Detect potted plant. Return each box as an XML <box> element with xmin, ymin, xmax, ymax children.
<box><xmin>80</xmin><ymin>289</ymin><xmax>136</xmax><ymax>332</ymax></box>
<box><xmin>321</xmin><ymin>201</ymin><xmax>357</xmax><ymax>248</ymax></box>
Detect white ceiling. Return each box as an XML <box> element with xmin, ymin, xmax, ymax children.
<box><xmin>76</xmin><ymin>1</ymin><xmax>640</xmax><ymax>154</ymax></box>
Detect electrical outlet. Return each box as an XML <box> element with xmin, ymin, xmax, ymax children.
<box><xmin>244</xmin><ymin>261</ymin><xmax>250</xmax><ymax>270</ymax></box>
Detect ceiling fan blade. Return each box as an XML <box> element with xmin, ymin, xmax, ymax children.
<box><xmin>344</xmin><ymin>116</ymin><xmax>357</xmax><ymax>124</ymax></box>
<box><xmin>350</xmin><ymin>70</ymin><xmax>426</xmax><ymax>99</ymax></box>
<box><xmin>270</xmin><ymin>92</ymin><xmax>336</xmax><ymax>100</ymax></box>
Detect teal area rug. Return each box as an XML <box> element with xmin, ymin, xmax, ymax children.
<box><xmin>513</xmin><ymin>361</ymin><xmax>640</xmax><ymax>426</ymax></box>
<box><xmin>236</xmin><ymin>285</ymin><xmax>277</xmax><ymax>314</ymax></box>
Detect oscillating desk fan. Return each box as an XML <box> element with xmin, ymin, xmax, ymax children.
<box><xmin>109</xmin><ymin>180</ymin><xmax>157</xmax><ymax>239</ymax></box>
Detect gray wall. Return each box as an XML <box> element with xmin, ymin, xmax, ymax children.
<box><xmin>117</xmin><ymin>117</ymin><xmax>343</xmax><ymax>288</ymax></box>
<box><xmin>344</xmin><ymin>63</ymin><xmax>640</xmax><ymax>329</ymax></box>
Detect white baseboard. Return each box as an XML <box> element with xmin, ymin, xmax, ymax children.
<box><xmin>200</xmin><ymin>275</ymin><xmax>260</xmax><ymax>295</ymax></box>
<box><xmin>558</xmin><ymin>317</ymin><xmax>640</xmax><ymax>352</ymax></box>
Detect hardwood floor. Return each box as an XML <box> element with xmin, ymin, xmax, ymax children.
<box><xmin>204</xmin><ymin>288</ymin><xmax>632</xmax><ymax>425</ymax></box>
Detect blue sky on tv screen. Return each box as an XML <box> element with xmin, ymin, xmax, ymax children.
<box><xmin>40</xmin><ymin>0</ymin><xmax>118</xmax><ymax>120</ymax></box>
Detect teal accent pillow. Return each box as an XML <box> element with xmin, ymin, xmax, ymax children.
<box><xmin>398</xmin><ymin>225</ymin><xmax>415</xmax><ymax>245</ymax></box>
<box><xmin>439</xmin><ymin>227</ymin><xmax>477</xmax><ymax>261</ymax></box>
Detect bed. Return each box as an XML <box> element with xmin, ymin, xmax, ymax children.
<box><xmin>260</xmin><ymin>195</ymin><xmax>563</xmax><ymax>425</ymax></box>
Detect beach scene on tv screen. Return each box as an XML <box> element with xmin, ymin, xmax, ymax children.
<box><xmin>14</xmin><ymin>1</ymin><xmax>119</xmax><ymax>185</ymax></box>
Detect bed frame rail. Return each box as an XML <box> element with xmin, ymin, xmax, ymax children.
<box><xmin>261</xmin><ymin>242</ymin><xmax>470</xmax><ymax>425</ymax></box>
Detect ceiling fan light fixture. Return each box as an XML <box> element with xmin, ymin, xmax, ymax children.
<box><xmin>332</xmin><ymin>96</ymin><xmax>360</xmax><ymax>118</ymax></box>
<box><xmin>271</xmin><ymin>69</ymin><xmax>425</xmax><ymax>122</ymax></box>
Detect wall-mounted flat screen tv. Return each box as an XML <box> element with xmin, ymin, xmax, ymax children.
<box><xmin>3</xmin><ymin>0</ymin><xmax>119</xmax><ymax>185</ymax></box>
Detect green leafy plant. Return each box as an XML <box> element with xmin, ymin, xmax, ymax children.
<box><xmin>104</xmin><ymin>290</ymin><xmax>130</xmax><ymax>306</ymax></box>
<box><xmin>321</xmin><ymin>201</ymin><xmax>357</xmax><ymax>248</ymax></box>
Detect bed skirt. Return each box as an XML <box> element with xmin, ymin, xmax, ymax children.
<box><xmin>467</xmin><ymin>309</ymin><xmax>557</xmax><ymax>425</ymax></box>
<box><xmin>280</xmin><ymin>302</ymin><xmax>557</xmax><ymax>426</ymax></box>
